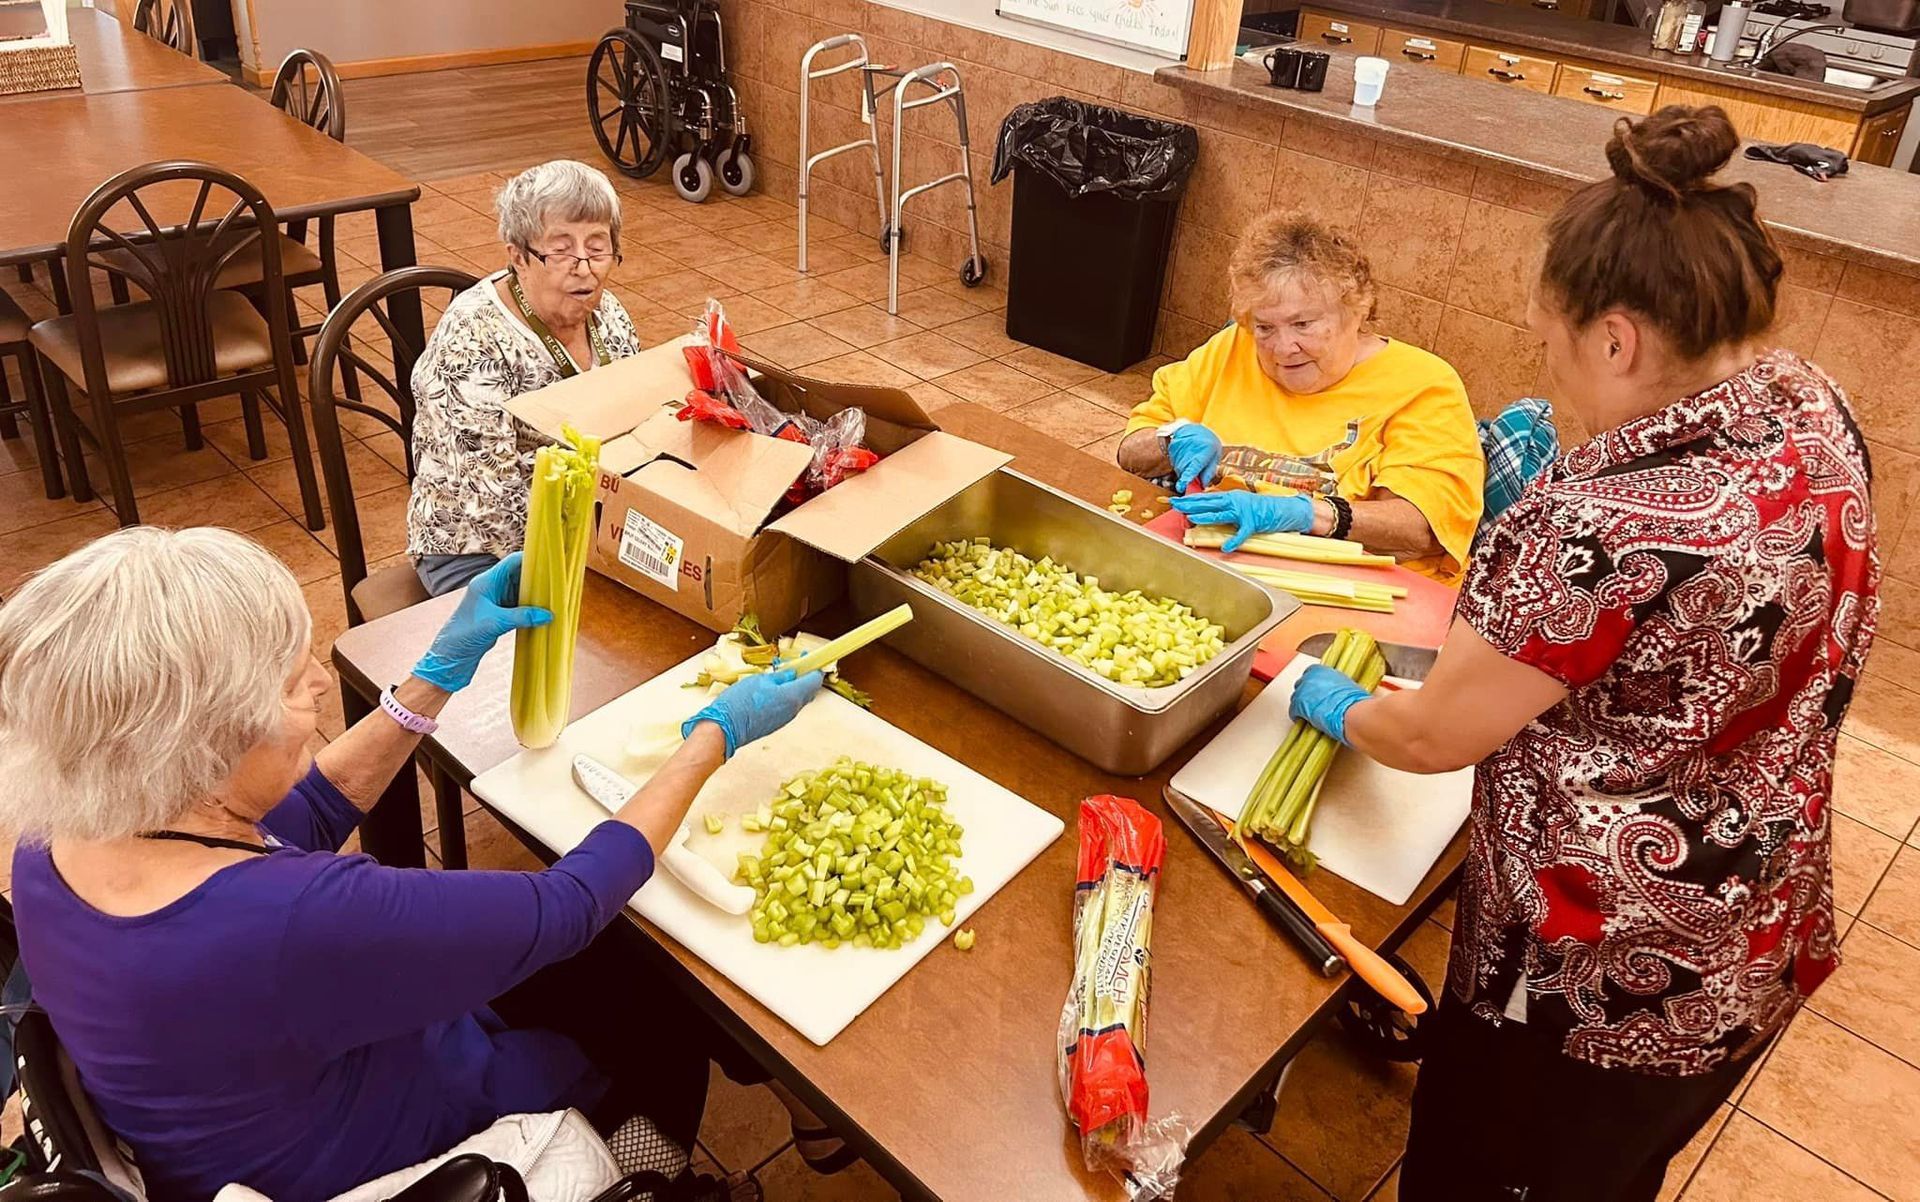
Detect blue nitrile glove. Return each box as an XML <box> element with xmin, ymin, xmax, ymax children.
<box><xmin>1165</xmin><ymin>423</ymin><xmax>1224</xmax><ymax>492</ymax></box>
<box><xmin>1290</xmin><ymin>664</ymin><xmax>1372</xmax><ymax>745</ymax></box>
<box><xmin>412</xmin><ymin>552</ymin><xmax>553</xmax><ymax>692</ymax></box>
<box><xmin>1169</xmin><ymin>490</ymin><xmax>1317</xmax><ymax>552</ymax></box>
<box><xmin>683</xmin><ymin>668</ymin><xmax>825</xmax><ymax>758</ymax></box>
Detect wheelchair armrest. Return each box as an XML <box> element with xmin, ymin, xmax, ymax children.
<box><xmin>386</xmin><ymin>1155</ymin><xmax>528</xmax><ymax>1202</ymax></box>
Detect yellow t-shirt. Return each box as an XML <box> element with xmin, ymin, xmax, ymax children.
<box><xmin>1126</xmin><ymin>325</ymin><xmax>1485</xmax><ymax>583</ymax></box>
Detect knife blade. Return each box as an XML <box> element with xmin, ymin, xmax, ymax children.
<box><xmin>1166</xmin><ymin>787</ymin><xmax>1343</xmax><ymax>976</ymax></box>
<box><xmin>1217</xmin><ymin>805</ymin><xmax>1430</xmax><ymax>1017</ymax></box>
<box><xmin>570</xmin><ymin>754</ymin><xmax>756</xmax><ymax>916</ymax></box>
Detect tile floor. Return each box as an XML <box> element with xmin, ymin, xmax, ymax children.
<box><xmin>1</xmin><ymin>58</ymin><xmax>1916</xmax><ymax>1201</ymax></box>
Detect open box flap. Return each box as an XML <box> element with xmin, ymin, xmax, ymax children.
<box><xmin>624</xmin><ymin>416</ymin><xmax>816</xmax><ymax>538</ymax></box>
<box><xmin>729</xmin><ymin>352</ymin><xmax>938</xmax><ymax>454</ymax></box>
<box><xmin>506</xmin><ymin>335</ymin><xmax>699</xmax><ymax>444</ymax></box>
<box><xmin>766</xmin><ymin>432</ymin><xmax>1011</xmax><ymax>562</ymax></box>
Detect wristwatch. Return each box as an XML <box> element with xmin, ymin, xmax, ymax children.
<box><xmin>379</xmin><ymin>683</ymin><xmax>439</xmax><ymax>735</ymax></box>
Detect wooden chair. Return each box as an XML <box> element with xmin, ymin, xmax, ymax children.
<box><xmin>129</xmin><ymin>0</ymin><xmax>195</xmax><ymax>57</ymax></box>
<box><xmin>29</xmin><ymin>160</ymin><xmax>327</xmax><ymax>529</ymax></box>
<box><xmin>310</xmin><ymin>264</ymin><xmax>481</xmax><ymax>868</ymax></box>
<box><xmin>0</xmin><ymin>292</ymin><xmax>63</xmax><ymax>501</ymax></box>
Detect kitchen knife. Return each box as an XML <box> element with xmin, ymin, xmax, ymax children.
<box><xmin>570</xmin><ymin>753</ymin><xmax>756</xmax><ymax>916</ymax></box>
<box><xmin>1166</xmin><ymin>787</ymin><xmax>1343</xmax><ymax>976</ymax></box>
<box><xmin>1224</xmin><ymin>811</ymin><xmax>1430</xmax><ymax>1017</ymax></box>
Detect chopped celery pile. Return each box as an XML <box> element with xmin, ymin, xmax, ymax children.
<box><xmin>910</xmin><ymin>538</ymin><xmax>1226</xmax><ymax>687</ymax></box>
<box><xmin>739</xmin><ymin>759</ymin><xmax>972</xmax><ymax>950</ymax></box>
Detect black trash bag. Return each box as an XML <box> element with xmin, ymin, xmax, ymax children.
<box><xmin>991</xmin><ymin>98</ymin><xmax>1199</xmax><ymax>202</ymax></box>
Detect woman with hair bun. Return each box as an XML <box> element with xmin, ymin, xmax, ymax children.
<box><xmin>1284</xmin><ymin>106</ymin><xmax>1880</xmax><ymax>1200</ymax></box>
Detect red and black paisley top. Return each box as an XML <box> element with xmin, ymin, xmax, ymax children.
<box><xmin>1453</xmin><ymin>349</ymin><xmax>1880</xmax><ymax>1076</ymax></box>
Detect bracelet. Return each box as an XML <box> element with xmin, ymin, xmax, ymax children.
<box><xmin>380</xmin><ymin>684</ymin><xmax>439</xmax><ymax>736</ymax></box>
<box><xmin>1326</xmin><ymin>496</ymin><xmax>1354</xmax><ymax>541</ymax></box>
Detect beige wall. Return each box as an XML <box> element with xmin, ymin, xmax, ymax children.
<box><xmin>240</xmin><ymin>0</ymin><xmax>613</xmax><ymax>74</ymax></box>
<box><xmin>716</xmin><ymin>0</ymin><xmax>1920</xmax><ymax>654</ymax></box>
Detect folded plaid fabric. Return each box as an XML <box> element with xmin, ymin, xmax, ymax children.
<box><xmin>1478</xmin><ymin>398</ymin><xmax>1558</xmax><ymax>525</ymax></box>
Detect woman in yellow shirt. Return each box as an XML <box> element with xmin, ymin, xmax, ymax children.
<box><xmin>1119</xmin><ymin>211</ymin><xmax>1485</xmax><ymax>583</ymax></box>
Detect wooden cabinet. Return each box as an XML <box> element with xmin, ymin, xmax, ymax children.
<box><xmin>1852</xmin><ymin>105</ymin><xmax>1911</xmax><ymax>167</ymax></box>
<box><xmin>1465</xmin><ymin>45</ymin><xmax>1557</xmax><ymax>93</ymax></box>
<box><xmin>1554</xmin><ymin>64</ymin><xmax>1658</xmax><ymax>114</ymax></box>
<box><xmin>1298</xmin><ymin>11</ymin><xmax>1384</xmax><ymax>54</ymax></box>
<box><xmin>1384</xmin><ymin>27</ymin><xmax>1467</xmax><ymax>70</ymax></box>
<box><xmin>1654</xmin><ymin>78</ymin><xmax>1862</xmax><ymax>152</ymax></box>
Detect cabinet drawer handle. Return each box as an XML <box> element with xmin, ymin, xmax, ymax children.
<box><xmin>1322</xmin><ymin>31</ymin><xmax>1353</xmax><ymax>43</ymax></box>
<box><xmin>1882</xmin><ymin>126</ymin><xmax>1901</xmax><ymax>136</ymax></box>
<box><xmin>1402</xmin><ymin>47</ymin><xmax>1437</xmax><ymax>59</ymax></box>
<box><xmin>1583</xmin><ymin>85</ymin><xmax>1626</xmax><ymax>99</ymax></box>
<box><xmin>1532</xmin><ymin>0</ymin><xmax>1559</xmax><ymax>8</ymax></box>
<box><xmin>1488</xmin><ymin>66</ymin><xmax>1527</xmax><ymax>80</ymax></box>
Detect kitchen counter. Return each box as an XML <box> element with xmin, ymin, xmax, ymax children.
<box><xmin>1157</xmin><ymin>55</ymin><xmax>1920</xmax><ymax>271</ymax></box>
<box><xmin>1284</xmin><ymin>0</ymin><xmax>1920</xmax><ymax>113</ymax></box>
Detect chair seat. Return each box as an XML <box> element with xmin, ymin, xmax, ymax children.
<box><xmin>96</xmin><ymin>233</ymin><xmax>325</xmax><ymax>292</ymax></box>
<box><xmin>29</xmin><ymin>291</ymin><xmax>275</xmax><ymax>396</ymax></box>
<box><xmin>351</xmin><ymin>562</ymin><xmax>431</xmax><ymax>622</ymax></box>
<box><xmin>0</xmin><ymin>289</ymin><xmax>28</xmax><ymax>345</ymax></box>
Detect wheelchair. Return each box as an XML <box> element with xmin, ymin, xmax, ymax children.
<box><xmin>586</xmin><ymin>0</ymin><xmax>753</xmax><ymax>204</ymax></box>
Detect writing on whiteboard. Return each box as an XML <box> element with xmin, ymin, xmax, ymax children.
<box><xmin>998</xmin><ymin>0</ymin><xmax>1193</xmax><ymax>58</ymax></box>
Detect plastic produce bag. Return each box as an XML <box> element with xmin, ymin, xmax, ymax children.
<box><xmin>991</xmin><ymin>98</ymin><xmax>1199</xmax><ymax>202</ymax></box>
<box><xmin>684</xmin><ymin>299</ymin><xmax>741</xmax><ymax>391</ymax></box>
<box><xmin>1058</xmin><ymin>795</ymin><xmax>1187</xmax><ymax>1200</ymax></box>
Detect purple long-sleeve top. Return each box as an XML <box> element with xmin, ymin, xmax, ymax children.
<box><xmin>12</xmin><ymin>764</ymin><xmax>656</xmax><ymax>1202</ymax></box>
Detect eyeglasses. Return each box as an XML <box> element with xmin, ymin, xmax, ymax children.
<box><xmin>524</xmin><ymin>248</ymin><xmax>622</xmax><ymax>274</ymax></box>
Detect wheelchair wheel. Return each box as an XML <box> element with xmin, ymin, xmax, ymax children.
<box><xmin>587</xmin><ymin>29</ymin><xmax>671</xmax><ymax>179</ymax></box>
<box><xmin>715</xmin><ymin>147</ymin><xmax>754</xmax><ymax>197</ymax></box>
<box><xmin>672</xmin><ymin>151</ymin><xmax>714</xmax><ymax>203</ymax></box>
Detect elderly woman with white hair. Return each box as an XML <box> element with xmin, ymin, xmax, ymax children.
<box><xmin>0</xmin><ymin>528</ymin><xmax>813</xmax><ymax>1200</ymax></box>
<box><xmin>407</xmin><ymin>158</ymin><xmax>644</xmax><ymax>597</ymax></box>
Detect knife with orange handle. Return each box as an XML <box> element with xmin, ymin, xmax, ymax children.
<box><xmin>1223</xmin><ymin>813</ymin><xmax>1429</xmax><ymax>1016</ymax></box>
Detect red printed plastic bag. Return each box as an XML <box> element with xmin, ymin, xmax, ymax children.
<box><xmin>675</xmin><ymin>389</ymin><xmax>753</xmax><ymax>431</ymax></box>
<box><xmin>1058</xmin><ymin>796</ymin><xmax>1187</xmax><ymax>1199</ymax></box>
<box><xmin>684</xmin><ymin>300</ymin><xmax>740</xmax><ymax>392</ymax></box>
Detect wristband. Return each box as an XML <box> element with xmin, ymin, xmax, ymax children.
<box><xmin>380</xmin><ymin>684</ymin><xmax>439</xmax><ymax>735</ymax></box>
<box><xmin>1327</xmin><ymin>496</ymin><xmax>1354</xmax><ymax>541</ymax></box>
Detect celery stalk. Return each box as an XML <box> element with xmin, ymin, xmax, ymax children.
<box><xmin>782</xmin><ymin>604</ymin><xmax>913</xmax><ymax>678</ymax></box>
<box><xmin>510</xmin><ymin>429</ymin><xmax>602</xmax><ymax>748</ymax></box>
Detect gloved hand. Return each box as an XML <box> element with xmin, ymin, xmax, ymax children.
<box><xmin>412</xmin><ymin>553</ymin><xmax>552</xmax><ymax>692</ymax></box>
<box><xmin>1165</xmin><ymin>423</ymin><xmax>1223</xmax><ymax>492</ymax></box>
<box><xmin>1169</xmin><ymin>490</ymin><xmax>1317</xmax><ymax>552</ymax></box>
<box><xmin>1289</xmin><ymin>663</ymin><xmax>1372</xmax><ymax>745</ymax></box>
<box><xmin>683</xmin><ymin>668</ymin><xmax>824</xmax><ymax>758</ymax></box>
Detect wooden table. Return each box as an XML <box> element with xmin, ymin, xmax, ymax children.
<box><xmin>330</xmin><ymin>404</ymin><xmax>1466</xmax><ymax>1202</ymax></box>
<box><xmin>0</xmin><ymin>81</ymin><xmax>425</xmax><ymax>349</ymax></box>
<box><xmin>0</xmin><ymin>7</ymin><xmax>226</xmax><ymax>104</ymax></box>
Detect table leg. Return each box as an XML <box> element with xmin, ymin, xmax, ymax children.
<box><xmin>342</xmin><ymin>676</ymin><xmax>428</xmax><ymax>867</ymax></box>
<box><xmin>373</xmin><ymin>202</ymin><xmax>424</xmax><ymax>382</ymax></box>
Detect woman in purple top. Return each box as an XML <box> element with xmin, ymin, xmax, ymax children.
<box><xmin>0</xmin><ymin>527</ymin><xmax>824</xmax><ymax>1202</ymax></box>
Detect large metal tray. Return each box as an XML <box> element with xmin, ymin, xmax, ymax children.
<box><xmin>848</xmin><ymin>468</ymin><xmax>1293</xmax><ymax>775</ymax></box>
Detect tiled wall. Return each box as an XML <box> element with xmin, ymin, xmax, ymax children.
<box><xmin>714</xmin><ymin>0</ymin><xmax>1920</xmax><ymax>654</ymax></box>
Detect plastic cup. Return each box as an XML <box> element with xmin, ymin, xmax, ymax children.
<box><xmin>1353</xmin><ymin>56</ymin><xmax>1389</xmax><ymax>106</ymax></box>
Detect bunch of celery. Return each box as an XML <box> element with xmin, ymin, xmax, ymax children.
<box><xmin>510</xmin><ymin>429</ymin><xmax>601</xmax><ymax>748</ymax></box>
<box><xmin>1236</xmin><ymin>629</ymin><xmax>1386</xmax><ymax>868</ymax></box>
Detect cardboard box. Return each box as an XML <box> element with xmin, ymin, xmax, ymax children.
<box><xmin>508</xmin><ymin>339</ymin><xmax>1010</xmax><ymax>634</ymax></box>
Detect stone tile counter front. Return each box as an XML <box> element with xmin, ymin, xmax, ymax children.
<box><xmin>713</xmin><ymin>0</ymin><xmax>1920</xmax><ymax>655</ymax></box>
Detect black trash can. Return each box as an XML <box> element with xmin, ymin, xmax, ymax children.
<box><xmin>991</xmin><ymin>100</ymin><xmax>1199</xmax><ymax>374</ymax></box>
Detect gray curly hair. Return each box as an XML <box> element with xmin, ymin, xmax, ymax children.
<box><xmin>496</xmin><ymin>159</ymin><xmax>623</xmax><ymax>256</ymax></box>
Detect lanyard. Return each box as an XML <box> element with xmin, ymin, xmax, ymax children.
<box><xmin>141</xmin><ymin>829</ymin><xmax>273</xmax><ymax>854</ymax></box>
<box><xmin>507</xmin><ymin>271</ymin><xmax>611</xmax><ymax>378</ymax></box>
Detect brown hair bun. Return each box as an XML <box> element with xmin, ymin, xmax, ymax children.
<box><xmin>1605</xmin><ymin>105</ymin><xmax>1740</xmax><ymax>201</ymax></box>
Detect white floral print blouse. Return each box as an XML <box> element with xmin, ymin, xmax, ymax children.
<box><xmin>405</xmin><ymin>271</ymin><xmax>643</xmax><ymax>560</ymax></box>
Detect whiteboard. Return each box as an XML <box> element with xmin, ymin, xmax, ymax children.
<box><xmin>996</xmin><ymin>0</ymin><xmax>1193</xmax><ymax>59</ymax></box>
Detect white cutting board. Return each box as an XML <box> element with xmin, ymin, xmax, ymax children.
<box><xmin>469</xmin><ymin>650</ymin><xmax>1064</xmax><ymax>1046</ymax></box>
<box><xmin>1169</xmin><ymin>653</ymin><xmax>1471</xmax><ymax>906</ymax></box>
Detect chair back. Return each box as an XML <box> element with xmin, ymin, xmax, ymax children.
<box><xmin>14</xmin><ymin>1013</ymin><xmax>145</xmax><ymax>1196</ymax></box>
<box><xmin>61</xmin><ymin>161</ymin><xmax>293</xmax><ymax>400</ymax></box>
<box><xmin>268</xmin><ymin>49</ymin><xmax>346</xmax><ymax>142</ymax></box>
<box><xmin>129</xmin><ymin>0</ymin><xmax>195</xmax><ymax>57</ymax></box>
<box><xmin>309</xmin><ymin>266</ymin><xmax>479</xmax><ymax>617</ymax></box>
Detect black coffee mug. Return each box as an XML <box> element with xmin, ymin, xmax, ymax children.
<box><xmin>1264</xmin><ymin>46</ymin><xmax>1304</xmax><ymax>88</ymax></box>
<box><xmin>1297</xmin><ymin>50</ymin><xmax>1330</xmax><ymax>92</ymax></box>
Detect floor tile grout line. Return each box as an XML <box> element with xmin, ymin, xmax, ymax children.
<box><xmin>745</xmin><ymin>1137</ymin><xmax>794</xmax><ymax>1177</ymax></box>
<box><xmin>1800</xmin><ymin>999</ymin><xmax>1920</xmax><ymax>1076</ymax></box>
<box><xmin>1733</xmin><ymin>1107</ymin><xmax>1899</xmax><ymax>1199</ymax></box>
<box><xmin>1666</xmin><ymin>1106</ymin><xmax>1736</xmax><ymax>1201</ymax></box>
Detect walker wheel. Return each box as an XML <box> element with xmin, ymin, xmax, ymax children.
<box><xmin>1337</xmin><ymin>951</ymin><xmax>1434</xmax><ymax>1063</ymax></box>
<box><xmin>959</xmin><ymin>255</ymin><xmax>988</xmax><ymax>287</ymax></box>
<box><xmin>880</xmin><ymin>224</ymin><xmax>904</xmax><ymax>255</ymax></box>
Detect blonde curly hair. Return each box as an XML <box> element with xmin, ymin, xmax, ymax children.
<box><xmin>1228</xmin><ymin>210</ymin><xmax>1377</xmax><ymax>325</ymax></box>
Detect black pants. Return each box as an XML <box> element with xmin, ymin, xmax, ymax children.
<box><xmin>493</xmin><ymin>920</ymin><xmax>769</xmax><ymax>1150</ymax></box>
<box><xmin>1400</xmin><ymin>999</ymin><xmax>1759</xmax><ymax>1202</ymax></box>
